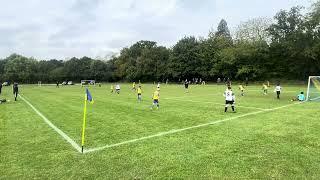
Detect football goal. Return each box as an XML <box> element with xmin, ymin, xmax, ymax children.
<box><xmin>306</xmin><ymin>76</ymin><xmax>320</xmax><ymax>101</ymax></box>
<box><xmin>81</xmin><ymin>80</ymin><xmax>96</xmax><ymax>87</ymax></box>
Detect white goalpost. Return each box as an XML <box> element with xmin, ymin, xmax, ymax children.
<box><xmin>81</xmin><ymin>80</ymin><xmax>96</xmax><ymax>87</ymax></box>
<box><xmin>306</xmin><ymin>76</ymin><xmax>320</xmax><ymax>101</ymax></box>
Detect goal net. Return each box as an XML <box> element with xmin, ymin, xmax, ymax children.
<box><xmin>81</xmin><ymin>80</ymin><xmax>96</xmax><ymax>87</ymax></box>
<box><xmin>306</xmin><ymin>76</ymin><xmax>320</xmax><ymax>101</ymax></box>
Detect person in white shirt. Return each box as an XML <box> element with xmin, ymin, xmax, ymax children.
<box><xmin>274</xmin><ymin>84</ymin><xmax>282</xmax><ymax>99</ymax></box>
<box><xmin>115</xmin><ymin>84</ymin><xmax>120</xmax><ymax>94</ymax></box>
<box><xmin>223</xmin><ymin>86</ymin><xmax>235</xmax><ymax>112</ymax></box>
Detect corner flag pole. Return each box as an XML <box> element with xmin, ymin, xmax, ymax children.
<box><xmin>81</xmin><ymin>93</ymin><xmax>87</xmax><ymax>153</ymax></box>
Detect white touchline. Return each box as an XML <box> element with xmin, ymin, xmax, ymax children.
<box><xmin>19</xmin><ymin>94</ymin><xmax>82</xmax><ymax>153</ymax></box>
<box><xmin>84</xmin><ymin>102</ymin><xmax>303</xmax><ymax>154</ymax></box>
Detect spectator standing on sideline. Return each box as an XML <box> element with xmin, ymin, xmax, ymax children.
<box><xmin>13</xmin><ymin>82</ymin><xmax>19</xmax><ymax>101</ymax></box>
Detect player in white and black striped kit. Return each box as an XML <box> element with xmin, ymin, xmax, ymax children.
<box><xmin>223</xmin><ymin>86</ymin><xmax>235</xmax><ymax>112</ymax></box>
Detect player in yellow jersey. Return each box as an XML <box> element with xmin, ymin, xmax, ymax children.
<box><xmin>132</xmin><ymin>82</ymin><xmax>136</xmax><ymax>91</ymax></box>
<box><xmin>239</xmin><ymin>84</ymin><xmax>245</xmax><ymax>96</ymax></box>
<box><xmin>151</xmin><ymin>89</ymin><xmax>160</xmax><ymax>110</ymax></box>
<box><xmin>137</xmin><ymin>85</ymin><xmax>142</xmax><ymax>102</ymax></box>
<box><xmin>110</xmin><ymin>84</ymin><xmax>114</xmax><ymax>93</ymax></box>
<box><xmin>262</xmin><ymin>83</ymin><xmax>268</xmax><ymax>95</ymax></box>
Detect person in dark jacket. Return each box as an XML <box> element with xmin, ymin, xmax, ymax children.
<box><xmin>13</xmin><ymin>82</ymin><xmax>19</xmax><ymax>101</ymax></box>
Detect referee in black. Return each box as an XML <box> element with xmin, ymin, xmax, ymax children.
<box><xmin>13</xmin><ymin>82</ymin><xmax>19</xmax><ymax>101</ymax></box>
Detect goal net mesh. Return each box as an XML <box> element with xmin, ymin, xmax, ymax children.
<box><xmin>307</xmin><ymin>76</ymin><xmax>320</xmax><ymax>101</ymax></box>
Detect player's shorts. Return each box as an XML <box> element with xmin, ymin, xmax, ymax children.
<box><xmin>225</xmin><ymin>100</ymin><xmax>234</xmax><ymax>105</ymax></box>
<box><xmin>138</xmin><ymin>93</ymin><xmax>141</xmax><ymax>96</ymax></box>
<box><xmin>185</xmin><ymin>84</ymin><xmax>189</xmax><ymax>88</ymax></box>
<box><xmin>276</xmin><ymin>91</ymin><xmax>281</xmax><ymax>95</ymax></box>
<box><xmin>153</xmin><ymin>99</ymin><xmax>159</xmax><ymax>104</ymax></box>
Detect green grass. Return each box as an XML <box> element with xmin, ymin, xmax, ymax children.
<box><xmin>1</xmin><ymin>83</ymin><xmax>320</xmax><ymax>179</ymax></box>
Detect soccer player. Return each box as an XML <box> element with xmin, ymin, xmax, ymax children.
<box><xmin>292</xmin><ymin>92</ymin><xmax>305</xmax><ymax>101</ymax></box>
<box><xmin>56</xmin><ymin>81</ymin><xmax>59</xmax><ymax>88</ymax></box>
<box><xmin>223</xmin><ymin>86</ymin><xmax>235</xmax><ymax>112</ymax></box>
<box><xmin>115</xmin><ymin>84</ymin><xmax>120</xmax><ymax>94</ymax></box>
<box><xmin>157</xmin><ymin>82</ymin><xmax>160</xmax><ymax>91</ymax></box>
<box><xmin>110</xmin><ymin>84</ymin><xmax>114</xmax><ymax>93</ymax></box>
<box><xmin>262</xmin><ymin>83</ymin><xmax>268</xmax><ymax>95</ymax></box>
<box><xmin>132</xmin><ymin>82</ymin><xmax>136</xmax><ymax>91</ymax></box>
<box><xmin>274</xmin><ymin>83</ymin><xmax>282</xmax><ymax>99</ymax></box>
<box><xmin>137</xmin><ymin>85</ymin><xmax>142</xmax><ymax>102</ymax></box>
<box><xmin>226</xmin><ymin>77</ymin><xmax>231</xmax><ymax>86</ymax></box>
<box><xmin>184</xmin><ymin>79</ymin><xmax>189</xmax><ymax>92</ymax></box>
<box><xmin>217</xmin><ymin>78</ymin><xmax>221</xmax><ymax>84</ymax></box>
<box><xmin>13</xmin><ymin>82</ymin><xmax>19</xmax><ymax>101</ymax></box>
<box><xmin>151</xmin><ymin>89</ymin><xmax>160</xmax><ymax>110</ymax></box>
<box><xmin>0</xmin><ymin>82</ymin><xmax>2</xmax><ymax>95</ymax></box>
<box><xmin>239</xmin><ymin>84</ymin><xmax>245</xmax><ymax>96</ymax></box>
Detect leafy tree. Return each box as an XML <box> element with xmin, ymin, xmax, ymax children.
<box><xmin>168</xmin><ymin>36</ymin><xmax>201</xmax><ymax>80</ymax></box>
<box><xmin>214</xmin><ymin>19</ymin><xmax>232</xmax><ymax>40</ymax></box>
<box><xmin>235</xmin><ymin>17</ymin><xmax>272</xmax><ymax>43</ymax></box>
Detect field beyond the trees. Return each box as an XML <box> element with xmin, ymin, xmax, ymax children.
<box><xmin>1</xmin><ymin>83</ymin><xmax>320</xmax><ymax>179</ymax></box>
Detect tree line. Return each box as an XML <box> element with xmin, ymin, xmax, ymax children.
<box><xmin>0</xmin><ymin>2</ymin><xmax>319</xmax><ymax>84</ymax></box>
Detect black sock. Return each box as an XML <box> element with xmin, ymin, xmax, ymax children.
<box><xmin>225</xmin><ymin>107</ymin><xmax>227</xmax><ymax>112</ymax></box>
<box><xmin>232</xmin><ymin>106</ymin><xmax>235</xmax><ymax>111</ymax></box>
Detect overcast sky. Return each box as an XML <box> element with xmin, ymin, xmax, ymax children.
<box><xmin>0</xmin><ymin>0</ymin><xmax>316</xmax><ymax>59</ymax></box>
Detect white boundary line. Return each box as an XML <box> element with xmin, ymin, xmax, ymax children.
<box><xmin>19</xmin><ymin>94</ymin><xmax>82</xmax><ymax>153</ymax></box>
<box><xmin>164</xmin><ymin>98</ymin><xmax>267</xmax><ymax>110</ymax></box>
<box><xmin>84</xmin><ymin>102</ymin><xmax>303</xmax><ymax>154</ymax></box>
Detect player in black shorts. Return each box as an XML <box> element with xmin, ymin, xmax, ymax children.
<box><xmin>13</xmin><ymin>82</ymin><xmax>19</xmax><ymax>101</ymax></box>
<box><xmin>184</xmin><ymin>79</ymin><xmax>189</xmax><ymax>93</ymax></box>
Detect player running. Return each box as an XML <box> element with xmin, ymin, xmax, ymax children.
<box><xmin>132</xmin><ymin>82</ymin><xmax>136</xmax><ymax>91</ymax></box>
<box><xmin>224</xmin><ymin>86</ymin><xmax>235</xmax><ymax>112</ymax></box>
<box><xmin>151</xmin><ymin>89</ymin><xmax>160</xmax><ymax>110</ymax></box>
<box><xmin>137</xmin><ymin>85</ymin><xmax>142</xmax><ymax>102</ymax></box>
<box><xmin>262</xmin><ymin>83</ymin><xmax>268</xmax><ymax>95</ymax></box>
<box><xmin>115</xmin><ymin>84</ymin><xmax>120</xmax><ymax>94</ymax></box>
<box><xmin>274</xmin><ymin>83</ymin><xmax>282</xmax><ymax>99</ymax></box>
<box><xmin>13</xmin><ymin>82</ymin><xmax>19</xmax><ymax>101</ymax></box>
<box><xmin>239</xmin><ymin>84</ymin><xmax>245</xmax><ymax>96</ymax></box>
<box><xmin>110</xmin><ymin>84</ymin><xmax>114</xmax><ymax>93</ymax></box>
<box><xmin>184</xmin><ymin>79</ymin><xmax>189</xmax><ymax>92</ymax></box>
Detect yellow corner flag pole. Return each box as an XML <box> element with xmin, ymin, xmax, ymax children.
<box><xmin>81</xmin><ymin>93</ymin><xmax>87</xmax><ymax>153</ymax></box>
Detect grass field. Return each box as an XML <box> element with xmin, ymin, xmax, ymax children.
<box><xmin>1</xmin><ymin>83</ymin><xmax>320</xmax><ymax>179</ymax></box>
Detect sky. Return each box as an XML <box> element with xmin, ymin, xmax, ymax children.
<box><xmin>0</xmin><ymin>0</ymin><xmax>317</xmax><ymax>60</ymax></box>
